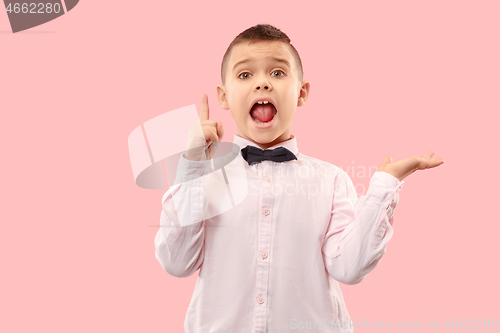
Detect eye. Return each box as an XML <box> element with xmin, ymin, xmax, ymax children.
<box><xmin>238</xmin><ymin>72</ymin><xmax>252</xmax><ymax>79</ymax></box>
<box><xmin>271</xmin><ymin>70</ymin><xmax>285</xmax><ymax>77</ymax></box>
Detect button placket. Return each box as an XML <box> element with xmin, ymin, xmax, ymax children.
<box><xmin>253</xmin><ymin>163</ymin><xmax>273</xmax><ymax>332</ymax></box>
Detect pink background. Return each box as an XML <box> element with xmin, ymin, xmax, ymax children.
<box><xmin>1</xmin><ymin>1</ymin><xmax>499</xmax><ymax>332</ymax></box>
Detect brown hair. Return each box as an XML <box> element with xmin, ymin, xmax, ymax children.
<box><xmin>220</xmin><ymin>24</ymin><xmax>303</xmax><ymax>84</ymax></box>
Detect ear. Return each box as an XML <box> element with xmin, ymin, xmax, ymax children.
<box><xmin>297</xmin><ymin>81</ymin><xmax>311</xmax><ymax>107</ymax></box>
<box><xmin>217</xmin><ymin>85</ymin><xmax>229</xmax><ymax>110</ymax></box>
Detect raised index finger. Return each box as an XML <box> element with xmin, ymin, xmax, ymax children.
<box><xmin>200</xmin><ymin>93</ymin><xmax>210</xmax><ymax>121</ymax></box>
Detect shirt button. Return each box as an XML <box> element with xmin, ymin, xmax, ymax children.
<box><xmin>257</xmin><ymin>297</ymin><xmax>265</xmax><ymax>304</ymax></box>
<box><xmin>263</xmin><ymin>209</ymin><xmax>270</xmax><ymax>216</ymax></box>
<box><xmin>196</xmin><ymin>169</ymin><xmax>203</xmax><ymax>175</ymax></box>
<box><xmin>260</xmin><ymin>251</ymin><xmax>268</xmax><ymax>259</ymax></box>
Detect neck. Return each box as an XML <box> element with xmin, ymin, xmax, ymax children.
<box><xmin>237</xmin><ymin>134</ymin><xmax>293</xmax><ymax>150</ymax></box>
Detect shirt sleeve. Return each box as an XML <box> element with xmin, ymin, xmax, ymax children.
<box><xmin>154</xmin><ymin>153</ymin><xmax>211</xmax><ymax>278</ymax></box>
<box><xmin>321</xmin><ymin>170</ymin><xmax>404</xmax><ymax>285</ymax></box>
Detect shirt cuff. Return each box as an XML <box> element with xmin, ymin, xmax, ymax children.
<box><xmin>173</xmin><ymin>153</ymin><xmax>213</xmax><ymax>185</ymax></box>
<box><xmin>368</xmin><ymin>172</ymin><xmax>404</xmax><ymax>245</ymax></box>
<box><xmin>366</xmin><ymin>171</ymin><xmax>404</xmax><ymax>200</ymax></box>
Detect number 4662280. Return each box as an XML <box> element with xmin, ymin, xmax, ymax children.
<box><xmin>444</xmin><ymin>319</ymin><xmax>498</xmax><ymax>329</ymax></box>
<box><xmin>6</xmin><ymin>3</ymin><xmax>62</xmax><ymax>14</ymax></box>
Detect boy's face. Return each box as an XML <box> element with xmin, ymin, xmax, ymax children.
<box><xmin>217</xmin><ymin>40</ymin><xmax>310</xmax><ymax>150</ymax></box>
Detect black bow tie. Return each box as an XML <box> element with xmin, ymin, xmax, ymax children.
<box><xmin>241</xmin><ymin>145</ymin><xmax>297</xmax><ymax>165</ymax></box>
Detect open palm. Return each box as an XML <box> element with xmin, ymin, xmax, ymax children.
<box><xmin>378</xmin><ymin>150</ymin><xmax>445</xmax><ymax>181</ymax></box>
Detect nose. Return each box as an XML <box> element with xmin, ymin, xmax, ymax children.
<box><xmin>253</xmin><ymin>76</ymin><xmax>272</xmax><ymax>91</ymax></box>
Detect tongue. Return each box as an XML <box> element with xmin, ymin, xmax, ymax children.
<box><xmin>251</xmin><ymin>104</ymin><xmax>276</xmax><ymax>122</ymax></box>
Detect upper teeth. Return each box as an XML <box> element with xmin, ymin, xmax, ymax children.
<box><xmin>257</xmin><ymin>100</ymin><xmax>269</xmax><ymax>104</ymax></box>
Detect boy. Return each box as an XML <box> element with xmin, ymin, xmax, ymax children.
<box><xmin>155</xmin><ymin>24</ymin><xmax>444</xmax><ymax>333</ymax></box>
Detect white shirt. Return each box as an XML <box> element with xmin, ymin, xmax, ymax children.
<box><xmin>155</xmin><ymin>134</ymin><xmax>405</xmax><ymax>333</ymax></box>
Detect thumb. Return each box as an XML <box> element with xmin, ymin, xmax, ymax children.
<box><xmin>382</xmin><ymin>155</ymin><xmax>393</xmax><ymax>165</ymax></box>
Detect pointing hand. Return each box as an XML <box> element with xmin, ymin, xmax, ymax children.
<box><xmin>184</xmin><ymin>93</ymin><xmax>225</xmax><ymax>161</ymax></box>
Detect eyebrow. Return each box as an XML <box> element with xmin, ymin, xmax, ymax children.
<box><xmin>232</xmin><ymin>57</ymin><xmax>291</xmax><ymax>71</ymax></box>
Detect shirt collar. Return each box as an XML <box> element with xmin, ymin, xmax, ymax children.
<box><xmin>232</xmin><ymin>134</ymin><xmax>299</xmax><ymax>157</ymax></box>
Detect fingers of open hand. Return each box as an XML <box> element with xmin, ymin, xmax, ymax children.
<box><xmin>418</xmin><ymin>151</ymin><xmax>444</xmax><ymax>169</ymax></box>
<box><xmin>428</xmin><ymin>157</ymin><xmax>445</xmax><ymax>168</ymax></box>
<box><xmin>418</xmin><ymin>157</ymin><xmax>443</xmax><ymax>170</ymax></box>
<box><xmin>421</xmin><ymin>150</ymin><xmax>436</xmax><ymax>160</ymax></box>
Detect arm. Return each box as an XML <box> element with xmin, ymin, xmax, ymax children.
<box><xmin>155</xmin><ymin>93</ymin><xmax>226</xmax><ymax>278</ymax></box>
<box><xmin>154</xmin><ymin>154</ymin><xmax>210</xmax><ymax>278</ymax></box>
<box><xmin>321</xmin><ymin>171</ymin><xmax>404</xmax><ymax>285</ymax></box>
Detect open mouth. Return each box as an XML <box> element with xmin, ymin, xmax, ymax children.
<box><xmin>250</xmin><ymin>100</ymin><xmax>278</xmax><ymax>125</ymax></box>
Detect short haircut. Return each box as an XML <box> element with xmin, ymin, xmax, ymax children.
<box><xmin>220</xmin><ymin>24</ymin><xmax>304</xmax><ymax>85</ymax></box>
